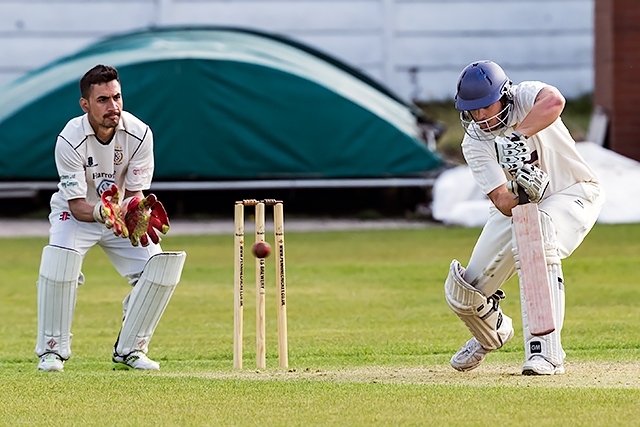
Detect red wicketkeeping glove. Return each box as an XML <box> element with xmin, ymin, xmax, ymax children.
<box><xmin>122</xmin><ymin>194</ymin><xmax>170</xmax><ymax>247</ymax></box>
<box><xmin>93</xmin><ymin>184</ymin><xmax>128</xmax><ymax>238</ymax></box>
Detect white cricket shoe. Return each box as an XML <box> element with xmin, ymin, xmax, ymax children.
<box><xmin>450</xmin><ymin>329</ymin><xmax>515</xmax><ymax>372</ymax></box>
<box><xmin>522</xmin><ymin>356</ymin><xmax>564</xmax><ymax>375</ymax></box>
<box><xmin>450</xmin><ymin>338</ymin><xmax>491</xmax><ymax>372</ymax></box>
<box><xmin>38</xmin><ymin>353</ymin><xmax>64</xmax><ymax>372</ymax></box>
<box><xmin>112</xmin><ymin>351</ymin><xmax>160</xmax><ymax>371</ymax></box>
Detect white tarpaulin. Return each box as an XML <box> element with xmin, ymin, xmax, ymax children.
<box><xmin>432</xmin><ymin>142</ymin><xmax>640</xmax><ymax>226</ymax></box>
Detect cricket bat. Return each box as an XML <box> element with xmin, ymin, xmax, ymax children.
<box><xmin>512</xmin><ymin>203</ymin><xmax>555</xmax><ymax>336</ymax></box>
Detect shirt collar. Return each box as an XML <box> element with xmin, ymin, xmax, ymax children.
<box><xmin>81</xmin><ymin>112</ymin><xmax>125</xmax><ymax>137</ymax></box>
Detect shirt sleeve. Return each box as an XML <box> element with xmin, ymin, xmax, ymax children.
<box><xmin>125</xmin><ymin>127</ymin><xmax>154</xmax><ymax>192</ymax></box>
<box><xmin>54</xmin><ymin>136</ymin><xmax>88</xmax><ymax>201</ymax></box>
<box><xmin>512</xmin><ymin>81</ymin><xmax>547</xmax><ymax>120</ymax></box>
<box><xmin>461</xmin><ymin>136</ymin><xmax>508</xmax><ymax>195</ymax></box>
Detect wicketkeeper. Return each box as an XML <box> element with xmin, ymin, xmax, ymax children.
<box><xmin>443</xmin><ymin>60</ymin><xmax>604</xmax><ymax>375</ymax></box>
<box><xmin>36</xmin><ymin>65</ymin><xmax>186</xmax><ymax>372</ymax></box>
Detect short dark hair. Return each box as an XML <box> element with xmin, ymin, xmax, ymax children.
<box><xmin>80</xmin><ymin>65</ymin><xmax>119</xmax><ymax>99</ymax></box>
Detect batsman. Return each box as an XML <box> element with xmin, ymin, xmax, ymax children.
<box><xmin>443</xmin><ymin>60</ymin><xmax>604</xmax><ymax>375</ymax></box>
<box><xmin>36</xmin><ymin>65</ymin><xmax>186</xmax><ymax>372</ymax></box>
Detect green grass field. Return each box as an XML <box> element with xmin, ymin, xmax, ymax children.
<box><xmin>1</xmin><ymin>223</ymin><xmax>639</xmax><ymax>426</ymax></box>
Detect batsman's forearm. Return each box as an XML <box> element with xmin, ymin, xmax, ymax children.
<box><xmin>487</xmin><ymin>184</ymin><xmax>519</xmax><ymax>217</ymax></box>
<box><xmin>515</xmin><ymin>87</ymin><xmax>565</xmax><ymax>137</ymax></box>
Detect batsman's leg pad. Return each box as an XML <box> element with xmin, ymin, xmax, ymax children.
<box><xmin>522</xmin><ymin>263</ymin><xmax>565</xmax><ymax>366</ymax></box>
<box><xmin>445</xmin><ymin>260</ymin><xmax>513</xmax><ymax>350</ymax></box>
<box><xmin>35</xmin><ymin>245</ymin><xmax>82</xmax><ymax>360</ymax></box>
<box><xmin>539</xmin><ymin>210</ymin><xmax>562</xmax><ymax>266</ymax></box>
<box><xmin>539</xmin><ymin>210</ymin><xmax>565</xmax><ymax>333</ymax></box>
<box><xmin>115</xmin><ymin>251</ymin><xmax>186</xmax><ymax>356</ymax></box>
<box><xmin>512</xmin><ymin>209</ymin><xmax>561</xmax><ymax>270</ymax></box>
<box><xmin>517</xmin><ymin>211</ymin><xmax>565</xmax><ymax>366</ymax></box>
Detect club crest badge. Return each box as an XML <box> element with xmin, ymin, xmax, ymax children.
<box><xmin>97</xmin><ymin>179</ymin><xmax>116</xmax><ymax>198</ymax></box>
<box><xmin>114</xmin><ymin>146</ymin><xmax>123</xmax><ymax>165</ymax></box>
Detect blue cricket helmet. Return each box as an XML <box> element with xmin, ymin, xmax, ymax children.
<box><xmin>455</xmin><ymin>60</ymin><xmax>512</xmax><ymax>111</ymax></box>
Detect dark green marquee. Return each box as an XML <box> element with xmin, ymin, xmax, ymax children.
<box><xmin>0</xmin><ymin>26</ymin><xmax>442</xmax><ymax>183</ymax></box>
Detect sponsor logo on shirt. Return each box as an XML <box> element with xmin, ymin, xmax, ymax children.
<box><xmin>92</xmin><ymin>172</ymin><xmax>116</xmax><ymax>180</ymax></box>
<box><xmin>59</xmin><ymin>173</ymin><xmax>79</xmax><ymax>189</ymax></box>
<box><xmin>114</xmin><ymin>145</ymin><xmax>123</xmax><ymax>165</ymax></box>
<box><xmin>59</xmin><ymin>212</ymin><xmax>70</xmax><ymax>221</ymax></box>
<box><xmin>87</xmin><ymin>156</ymin><xmax>98</xmax><ymax>167</ymax></box>
<box><xmin>133</xmin><ymin>167</ymin><xmax>150</xmax><ymax>177</ymax></box>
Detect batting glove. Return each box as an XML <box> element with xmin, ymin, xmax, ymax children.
<box><xmin>514</xmin><ymin>164</ymin><xmax>549</xmax><ymax>203</ymax></box>
<box><xmin>123</xmin><ymin>194</ymin><xmax>170</xmax><ymax>247</ymax></box>
<box><xmin>93</xmin><ymin>184</ymin><xmax>129</xmax><ymax>238</ymax></box>
<box><xmin>495</xmin><ymin>132</ymin><xmax>531</xmax><ymax>171</ymax></box>
<box><xmin>506</xmin><ymin>180</ymin><xmax>529</xmax><ymax>205</ymax></box>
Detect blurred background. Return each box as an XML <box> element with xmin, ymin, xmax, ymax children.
<box><xmin>0</xmin><ymin>0</ymin><xmax>636</xmax><ymax>221</ymax></box>
<box><xmin>0</xmin><ymin>0</ymin><xmax>596</xmax><ymax>100</ymax></box>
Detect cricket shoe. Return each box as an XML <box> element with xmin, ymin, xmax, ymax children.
<box><xmin>38</xmin><ymin>353</ymin><xmax>64</xmax><ymax>372</ymax></box>
<box><xmin>112</xmin><ymin>351</ymin><xmax>160</xmax><ymax>371</ymax></box>
<box><xmin>522</xmin><ymin>356</ymin><xmax>564</xmax><ymax>375</ymax></box>
<box><xmin>450</xmin><ymin>328</ymin><xmax>515</xmax><ymax>372</ymax></box>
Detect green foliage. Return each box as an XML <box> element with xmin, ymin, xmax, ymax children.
<box><xmin>1</xmin><ymin>223</ymin><xmax>639</xmax><ymax>426</ymax></box>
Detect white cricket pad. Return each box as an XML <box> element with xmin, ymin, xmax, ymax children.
<box><xmin>35</xmin><ymin>245</ymin><xmax>82</xmax><ymax>359</ymax></box>
<box><xmin>522</xmin><ymin>263</ymin><xmax>565</xmax><ymax>366</ymax></box>
<box><xmin>115</xmin><ymin>251</ymin><xmax>186</xmax><ymax>356</ymax></box>
<box><xmin>445</xmin><ymin>259</ymin><xmax>513</xmax><ymax>350</ymax></box>
<box><xmin>516</xmin><ymin>211</ymin><xmax>565</xmax><ymax>366</ymax></box>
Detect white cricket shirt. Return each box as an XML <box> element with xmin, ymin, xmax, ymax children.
<box><xmin>461</xmin><ymin>81</ymin><xmax>599</xmax><ymax>198</ymax></box>
<box><xmin>50</xmin><ymin>111</ymin><xmax>154</xmax><ymax>213</ymax></box>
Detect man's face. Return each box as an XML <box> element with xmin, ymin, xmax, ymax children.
<box><xmin>469</xmin><ymin>99</ymin><xmax>503</xmax><ymax>131</ymax></box>
<box><xmin>80</xmin><ymin>80</ymin><xmax>123</xmax><ymax>132</ymax></box>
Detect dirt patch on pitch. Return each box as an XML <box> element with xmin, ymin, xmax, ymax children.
<box><xmin>174</xmin><ymin>361</ymin><xmax>640</xmax><ymax>389</ymax></box>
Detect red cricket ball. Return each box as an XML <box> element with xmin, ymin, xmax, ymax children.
<box><xmin>252</xmin><ymin>241</ymin><xmax>271</xmax><ymax>258</ymax></box>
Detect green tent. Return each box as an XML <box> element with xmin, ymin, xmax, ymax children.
<box><xmin>0</xmin><ymin>26</ymin><xmax>442</xmax><ymax>184</ymax></box>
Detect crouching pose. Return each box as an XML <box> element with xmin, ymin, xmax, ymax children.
<box><xmin>36</xmin><ymin>64</ymin><xmax>185</xmax><ymax>372</ymax></box>
<box><xmin>444</xmin><ymin>60</ymin><xmax>604</xmax><ymax>375</ymax></box>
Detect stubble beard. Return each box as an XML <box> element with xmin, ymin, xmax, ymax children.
<box><xmin>102</xmin><ymin>113</ymin><xmax>120</xmax><ymax>129</ymax></box>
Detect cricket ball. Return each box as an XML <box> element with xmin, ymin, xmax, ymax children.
<box><xmin>251</xmin><ymin>241</ymin><xmax>271</xmax><ymax>258</ymax></box>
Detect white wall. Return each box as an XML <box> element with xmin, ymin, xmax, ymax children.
<box><xmin>0</xmin><ymin>0</ymin><xmax>593</xmax><ymax>101</ymax></box>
